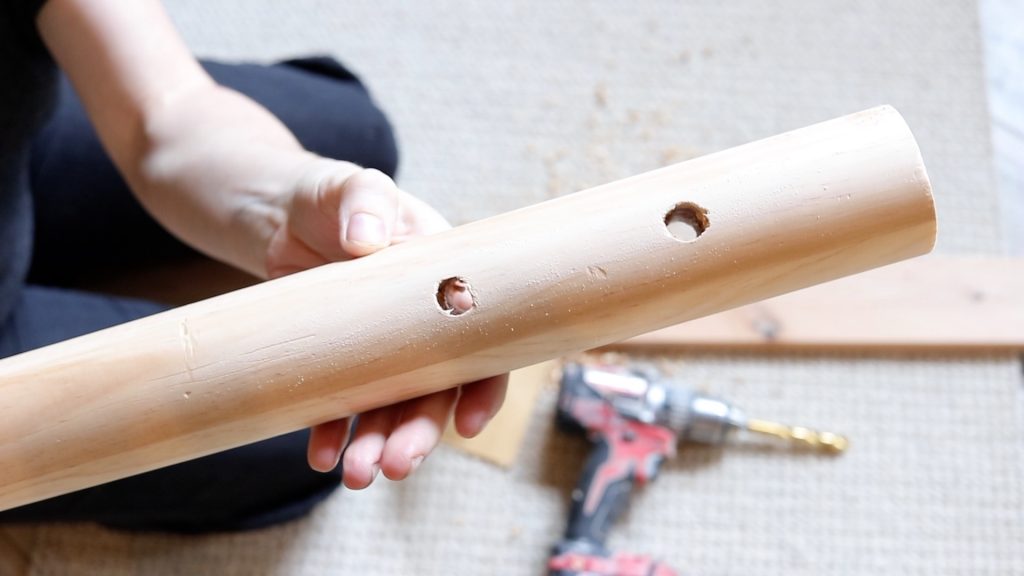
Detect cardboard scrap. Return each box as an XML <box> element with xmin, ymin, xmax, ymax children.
<box><xmin>442</xmin><ymin>361</ymin><xmax>559</xmax><ymax>467</ymax></box>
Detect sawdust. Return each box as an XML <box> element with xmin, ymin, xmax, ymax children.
<box><xmin>660</xmin><ymin>146</ymin><xmax>704</xmax><ymax>166</ymax></box>
<box><xmin>594</xmin><ymin>83</ymin><xmax>608</xmax><ymax>108</ymax></box>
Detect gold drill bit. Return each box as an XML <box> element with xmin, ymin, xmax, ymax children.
<box><xmin>745</xmin><ymin>419</ymin><xmax>849</xmax><ymax>453</ymax></box>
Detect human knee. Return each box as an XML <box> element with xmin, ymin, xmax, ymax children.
<box><xmin>277</xmin><ymin>57</ymin><xmax>400</xmax><ymax>177</ymax></box>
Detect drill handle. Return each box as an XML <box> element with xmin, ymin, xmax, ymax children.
<box><xmin>565</xmin><ymin>435</ymin><xmax>656</xmax><ymax>546</ymax></box>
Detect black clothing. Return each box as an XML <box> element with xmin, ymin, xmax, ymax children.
<box><xmin>0</xmin><ymin>48</ymin><xmax>398</xmax><ymax>530</ymax></box>
<box><xmin>28</xmin><ymin>58</ymin><xmax>398</xmax><ymax>285</ymax></box>
<box><xmin>0</xmin><ymin>0</ymin><xmax>57</xmax><ymax>321</ymax></box>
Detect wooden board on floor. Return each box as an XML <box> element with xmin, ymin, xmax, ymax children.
<box><xmin>0</xmin><ymin>528</ymin><xmax>30</xmax><ymax>576</ymax></box>
<box><xmin>442</xmin><ymin>361</ymin><xmax>558</xmax><ymax>467</ymax></box>
<box><xmin>615</xmin><ymin>256</ymin><xmax>1024</xmax><ymax>351</ymax></box>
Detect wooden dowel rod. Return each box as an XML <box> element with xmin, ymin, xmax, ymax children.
<box><xmin>0</xmin><ymin>106</ymin><xmax>936</xmax><ymax>510</ymax></box>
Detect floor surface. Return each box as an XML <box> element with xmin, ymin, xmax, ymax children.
<box><xmin>2</xmin><ymin>2</ymin><xmax>1021</xmax><ymax>574</ymax></box>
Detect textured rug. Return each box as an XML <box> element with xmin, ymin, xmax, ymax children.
<box><xmin>6</xmin><ymin>1</ymin><xmax>1021</xmax><ymax>574</ymax></box>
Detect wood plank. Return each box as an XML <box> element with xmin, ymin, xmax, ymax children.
<box><xmin>615</xmin><ymin>256</ymin><xmax>1024</xmax><ymax>351</ymax></box>
<box><xmin>0</xmin><ymin>528</ymin><xmax>30</xmax><ymax>576</ymax></box>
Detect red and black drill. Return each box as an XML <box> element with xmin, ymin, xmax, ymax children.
<box><xmin>549</xmin><ymin>362</ymin><xmax>846</xmax><ymax>576</ymax></box>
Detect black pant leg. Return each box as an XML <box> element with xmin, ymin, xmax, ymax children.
<box><xmin>0</xmin><ymin>286</ymin><xmax>341</xmax><ymax>533</ymax></box>
<box><xmin>28</xmin><ymin>57</ymin><xmax>399</xmax><ymax>286</ymax></box>
<box><xmin>205</xmin><ymin>57</ymin><xmax>399</xmax><ymax>176</ymax></box>
<box><xmin>9</xmin><ymin>56</ymin><xmax>385</xmax><ymax>532</ymax></box>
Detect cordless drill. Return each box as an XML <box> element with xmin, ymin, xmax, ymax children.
<box><xmin>549</xmin><ymin>362</ymin><xmax>847</xmax><ymax>576</ymax></box>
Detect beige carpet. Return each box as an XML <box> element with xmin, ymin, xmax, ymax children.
<box><xmin>5</xmin><ymin>1</ymin><xmax>1021</xmax><ymax>574</ymax></box>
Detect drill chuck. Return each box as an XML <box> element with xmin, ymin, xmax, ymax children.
<box><xmin>662</xmin><ymin>389</ymin><xmax>746</xmax><ymax>446</ymax></box>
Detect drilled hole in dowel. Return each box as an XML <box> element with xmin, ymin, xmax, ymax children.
<box><xmin>664</xmin><ymin>202</ymin><xmax>709</xmax><ymax>241</ymax></box>
<box><xmin>437</xmin><ymin>277</ymin><xmax>476</xmax><ymax>316</ymax></box>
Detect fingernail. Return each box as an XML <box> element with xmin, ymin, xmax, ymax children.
<box><xmin>313</xmin><ymin>447</ymin><xmax>340</xmax><ymax>473</ymax></box>
<box><xmin>464</xmin><ymin>419</ymin><xmax>482</xmax><ymax>438</ymax></box>
<box><xmin>464</xmin><ymin>413</ymin><xmax>489</xmax><ymax>438</ymax></box>
<box><xmin>346</xmin><ymin>212</ymin><xmax>386</xmax><ymax>246</ymax></box>
<box><xmin>410</xmin><ymin>455</ymin><xmax>425</xmax><ymax>472</ymax></box>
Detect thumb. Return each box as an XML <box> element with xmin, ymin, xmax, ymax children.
<box><xmin>337</xmin><ymin>168</ymin><xmax>400</xmax><ymax>257</ymax></box>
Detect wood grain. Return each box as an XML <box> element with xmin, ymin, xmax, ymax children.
<box><xmin>617</xmin><ymin>256</ymin><xmax>1023</xmax><ymax>351</ymax></box>
<box><xmin>0</xmin><ymin>106</ymin><xmax>936</xmax><ymax>510</ymax></box>
<box><xmin>0</xmin><ymin>529</ymin><xmax>30</xmax><ymax>576</ymax></box>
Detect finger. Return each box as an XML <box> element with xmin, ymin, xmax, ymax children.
<box><xmin>380</xmin><ymin>388</ymin><xmax>458</xmax><ymax>481</ymax></box>
<box><xmin>307</xmin><ymin>417</ymin><xmax>351</xmax><ymax>472</ymax></box>
<box><xmin>337</xmin><ymin>168</ymin><xmax>400</xmax><ymax>257</ymax></box>
<box><xmin>454</xmin><ymin>373</ymin><xmax>509</xmax><ymax>438</ymax></box>
<box><xmin>391</xmin><ymin>191</ymin><xmax>452</xmax><ymax>243</ymax></box>
<box><xmin>266</xmin><ymin>225</ymin><xmax>331</xmax><ymax>279</ymax></box>
<box><xmin>342</xmin><ymin>407</ymin><xmax>401</xmax><ymax>489</ymax></box>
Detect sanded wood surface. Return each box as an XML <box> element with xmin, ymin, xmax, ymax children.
<box><xmin>0</xmin><ymin>106</ymin><xmax>935</xmax><ymax>511</ymax></box>
<box><xmin>617</xmin><ymin>256</ymin><xmax>1023</xmax><ymax>351</ymax></box>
